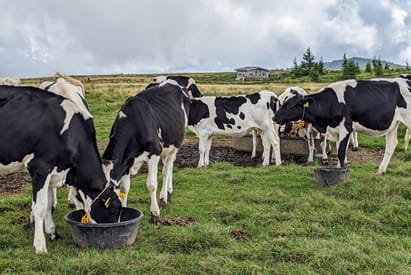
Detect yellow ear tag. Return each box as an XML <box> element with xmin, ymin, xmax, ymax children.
<box><xmin>297</xmin><ymin>122</ymin><xmax>305</xmax><ymax>127</ymax></box>
<box><xmin>303</xmin><ymin>102</ymin><xmax>310</xmax><ymax>108</ymax></box>
<box><xmin>104</xmin><ymin>197</ymin><xmax>111</xmax><ymax>208</ymax></box>
<box><xmin>81</xmin><ymin>212</ymin><xmax>91</xmax><ymax>224</ymax></box>
<box><xmin>119</xmin><ymin>192</ymin><xmax>126</xmax><ymax>199</ymax></box>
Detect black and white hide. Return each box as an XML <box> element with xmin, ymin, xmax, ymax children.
<box><xmin>103</xmin><ymin>81</ymin><xmax>190</xmax><ymax>224</ymax></box>
<box><xmin>275</xmin><ymin>78</ymin><xmax>411</xmax><ymax>175</ymax></box>
<box><xmin>188</xmin><ymin>90</ymin><xmax>281</xmax><ymax>167</ymax></box>
<box><xmin>0</xmin><ymin>86</ymin><xmax>121</xmax><ymax>254</ymax></box>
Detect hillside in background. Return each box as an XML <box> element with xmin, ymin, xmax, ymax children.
<box><xmin>324</xmin><ymin>57</ymin><xmax>406</xmax><ymax>69</ymax></box>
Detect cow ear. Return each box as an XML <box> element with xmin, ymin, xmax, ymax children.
<box><xmin>189</xmin><ymin>84</ymin><xmax>203</xmax><ymax>98</ymax></box>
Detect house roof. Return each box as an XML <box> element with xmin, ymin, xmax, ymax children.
<box><xmin>235</xmin><ymin>66</ymin><xmax>270</xmax><ymax>72</ymax></box>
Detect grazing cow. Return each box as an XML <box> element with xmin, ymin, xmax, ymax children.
<box><xmin>0</xmin><ymin>76</ymin><xmax>20</xmax><ymax>86</ymax></box>
<box><xmin>278</xmin><ymin>87</ymin><xmax>359</xmax><ymax>164</ymax></box>
<box><xmin>188</xmin><ymin>90</ymin><xmax>281</xmax><ymax>167</ymax></box>
<box><xmin>103</xmin><ymin>80</ymin><xmax>191</xmax><ymax>224</ymax></box>
<box><xmin>40</xmin><ymin>72</ymin><xmax>87</xmax><ymax>209</ymax></box>
<box><xmin>150</xmin><ymin>75</ymin><xmax>203</xmax><ymax>98</ymax></box>
<box><xmin>274</xmin><ymin>78</ymin><xmax>411</xmax><ymax>175</ymax></box>
<box><xmin>0</xmin><ymin>86</ymin><xmax>121</xmax><ymax>254</ymax></box>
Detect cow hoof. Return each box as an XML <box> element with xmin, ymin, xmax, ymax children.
<box><xmin>352</xmin><ymin>147</ymin><xmax>359</xmax><ymax>151</ymax></box>
<box><xmin>150</xmin><ymin>213</ymin><xmax>161</xmax><ymax>225</ymax></box>
<box><xmin>35</xmin><ymin>248</ymin><xmax>48</xmax><ymax>255</ymax></box>
<box><xmin>375</xmin><ymin>171</ymin><xmax>385</xmax><ymax>176</ymax></box>
<box><xmin>159</xmin><ymin>198</ymin><xmax>167</xmax><ymax>209</ymax></box>
<box><xmin>167</xmin><ymin>192</ymin><xmax>172</xmax><ymax>203</ymax></box>
<box><xmin>48</xmin><ymin>232</ymin><xmax>60</xmax><ymax>241</ymax></box>
<box><xmin>68</xmin><ymin>203</ymin><xmax>76</xmax><ymax>209</ymax></box>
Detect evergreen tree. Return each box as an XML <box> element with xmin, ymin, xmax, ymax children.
<box><xmin>384</xmin><ymin>63</ymin><xmax>390</xmax><ymax>70</ymax></box>
<box><xmin>374</xmin><ymin>58</ymin><xmax>383</xmax><ymax>77</ymax></box>
<box><xmin>301</xmin><ymin>47</ymin><xmax>315</xmax><ymax>75</ymax></box>
<box><xmin>310</xmin><ymin>63</ymin><xmax>320</xmax><ymax>81</ymax></box>
<box><xmin>291</xmin><ymin>57</ymin><xmax>303</xmax><ymax>78</ymax></box>
<box><xmin>365</xmin><ymin>62</ymin><xmax>372</xmax><ymax>72</ymax></box>
<box><xmin>342</xmin><ymin>54</ymin><xmax>358</xmax><ymax>79</ymax></box>
<box><xmin>355</xmin><ymin>62</ymin><xmax>360</xmax><ymax>74</ymax></box>
<box><xmin>318</xmin><ymin>57</ymin><xmax>325</xmax><ymax>75</ymax></box>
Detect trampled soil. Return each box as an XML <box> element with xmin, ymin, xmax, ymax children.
<box><xmin>0</xmin><ymin>139</ymin><xmax>388</xmax><ymax>198</ymax></box>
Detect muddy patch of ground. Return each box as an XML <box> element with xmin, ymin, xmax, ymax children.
<box><xmin>0</xmin><ymin>139</ymin><xmax>390</xmax><ymax>198</ymax></box>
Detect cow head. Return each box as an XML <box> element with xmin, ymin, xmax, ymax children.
<box><xmin>89</xmin><ymin>184</ymin><xmax>122</xmax><ymax>223</ymax></box>
<box><xmin>274</xmin><ymin>94</ymin><xmax>313</xmax><ymax>125</ymax></box>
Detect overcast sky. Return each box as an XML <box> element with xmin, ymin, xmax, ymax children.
<box><xmin>0</xmin><ymin>0</ymin><xmax>410</xmax><ymax>78</ymax></box>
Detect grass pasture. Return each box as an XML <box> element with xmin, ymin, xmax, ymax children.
<box><xmin>0</xmin><ymin>73</ymin><xmax>410</xmax><ymax>274</ymax></box>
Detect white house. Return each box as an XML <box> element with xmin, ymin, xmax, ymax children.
<box><xmin>235</xmin><ymin>66</ymin><xmax>270</xmax><ymax>80</ymax></box>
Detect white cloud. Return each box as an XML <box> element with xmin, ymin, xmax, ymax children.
<box><xmin>0</xmin><ymin>0</ymin><xmax>409</xmax><ymax>77</ymax></box>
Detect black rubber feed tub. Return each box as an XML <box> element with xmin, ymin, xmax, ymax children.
<box><xmin>313</xmin><ymin>167</ymin><xmax>351</xmax><ymax>186</ymax></box>
<box><xmin>64</xmin><ymin>207</ymin><xmax>144</xmax><ymax>249</ymax></box>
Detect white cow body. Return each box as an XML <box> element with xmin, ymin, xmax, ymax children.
<box><xmin>189</xmin><ymin>90</ymin><xmax>281</xmax><ymax>167</ymax></box>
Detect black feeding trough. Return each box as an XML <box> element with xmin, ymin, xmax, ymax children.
<box><xmin>313</xmin><ymin>167</ymin><xmax>351</xmax><ymax>186</ymax></box>
<box><xmin>64</xmin><ymin>207</ymin><xmax>144</xmax><ymax>249</ymax></box>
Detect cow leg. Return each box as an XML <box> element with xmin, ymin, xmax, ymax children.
<box><xmin>31</xmin><ymin>172</ymin><xmax>52</xmax><ymax>254</ymax></box>
<box><xmin>265</xmin><ymin>129</ymin><xmax>281</xmax><ymax>166</ymax></box>
<box><xmin>204</xmin><ymin>137</ymin><xmax>212</xmax><ymax>167</ymax></box>
<box><xmin>306</xmin><ymin>132</ymin><xmax>315</xmax><ymax>163</ymax></box>
<box><xmin>320</xmin><ymin>136</ymin><xmax>329</xmax><ymax>165</ymax></box>
<box><xmin>52</xmin><ymin>188</ymin><xmax>57</xmax><ymax>210</ymax></box>
<box><xmin>404</xmin><ymin>128</ymin><xmax>411</xmax><ymax>151</ymax></box>
<box><xmin>160</xmin><ymin>149</ymin><xmax>178</xmax><ymax>208</ymax></box>
<box><xmin>351</xmin><ymin>131</ymin><xmax>359</xmax><ymax>151</ymax></box>
<box><xmin>197</xmin><ymin>136</ymin><xmax>207</xmax><ymax>168</ymax></box>
<box><xmin>118</xmin><ymin>174</ymin><xmax>131</xmax><ymax>207</ymax></box>
<box><xmin>259</xmin><ymin>132</ymin><xmax>271</xmax><ymax>166</ymax></box>
<box><xmin>146</xmin><ymin>155</ymin><xmax>161</xmax><ymax>224</ymax></box>
<box><xmin>251</xmin><ymin>130</ymin><xmax>257</xmax><ymax>158</ymax></box>
<box><xmin>376</xmin><ymin>126</ymin><xmax>398</xmax><ymax>176</ymax></box>
<box><xmin>45</xmin><ymin>186</ymin><xmax>58</xmax><ymax>240</ymax></box>
<box><xmin>337</xmin><ymin>122</ymin><xmax>352</xmax><ymax>168</ymax></box>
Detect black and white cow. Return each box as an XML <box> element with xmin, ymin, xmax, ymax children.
<box><xmin>102</xmin><ymin>80</ymin><xmax>191</xmax><ymax>224</ymax></box>
<box><xmin>40</xmin><ymin>72</ymin><xmax>87</xmax><ymax>209</ymax></box>
<box><xmin>188</xmin><ymin>91</ymin><xmax>281</xmax><ymax>167</ymax></box>
<box><xmin>278</xmin><ymin>86</ymin><xmax>359</xmax><ymax>164</ymax></box>
<box><xmin>275</xmin><ymin>78</ymin><xmax>411</xmax><ymax>175</ymax></box>
<box><xmin>150</xmin><ymin>75</ymin><xmax>203</xmax><ymax>98</ymax></box>
<box><xmin>0</xmin><ymin>86</ymin><xmax>121</xmax><ymax>254</ymax></box>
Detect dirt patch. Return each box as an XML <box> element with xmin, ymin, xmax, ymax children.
<box><xmin>0</xmin><ymin>172</ymin><xmax>32</xmax><ymax>199</ymax></box>
<box><xmin>0</xmin><ymin>139</ymin><xmax>392</xmax><ymax>198</ymax></box>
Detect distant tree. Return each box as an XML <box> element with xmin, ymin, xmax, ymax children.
<box><xmin>342</xmin><ymin>53</ymin><xmax>358</xmax><ymax>79</ymax></box>
<box><xmin>406</xmin><ymin>59</ymin><xmax>409</xmax><ymax>70</ymax></box>
<box><xmin>374</xmin><ymin>58</ymin><xmax>383</xmax><ymax>77</ymax></box>
<box><xmin>355</xmin><ymin>62</ymin><xmax>361</xmax><ymax>74</ymax></box>
<box><xmin>291</xmin><ymin>57</ymin><xmax>303</xmax><ymax>78</ymax></box>
<box><xmin>310</xmin><ymin>63</ymin><xmax>320</xmax><ymax>81</ymax></box>
<box><xmin>301</xmin><ymin>47</ymin><xmax>315</xmax><ymax>75</ymax></box>
<box><xmin>384</xmin><ymin>63</ymin><xmax>390</xmax><ymax>70</ymax></box>
<box><xmin>318</xmin><ymin>57</ymin><xmax>325</xmax><ymax>75</ymax></box>
<box><xmin>365</xmin><ymin>62</ymin><xmax>372</xmax><ymax>72</ymax></box>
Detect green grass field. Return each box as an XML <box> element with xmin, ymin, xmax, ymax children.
<box><xmin>0</xmin><ymin>72</ymin><xmax>410</xmax><ymax>274</ymax></box>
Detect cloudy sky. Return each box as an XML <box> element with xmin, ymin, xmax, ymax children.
<box><xmin>0</xmin><ymin>0</ymin><xmax>410</xmax><ymax>78</ymax></box>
